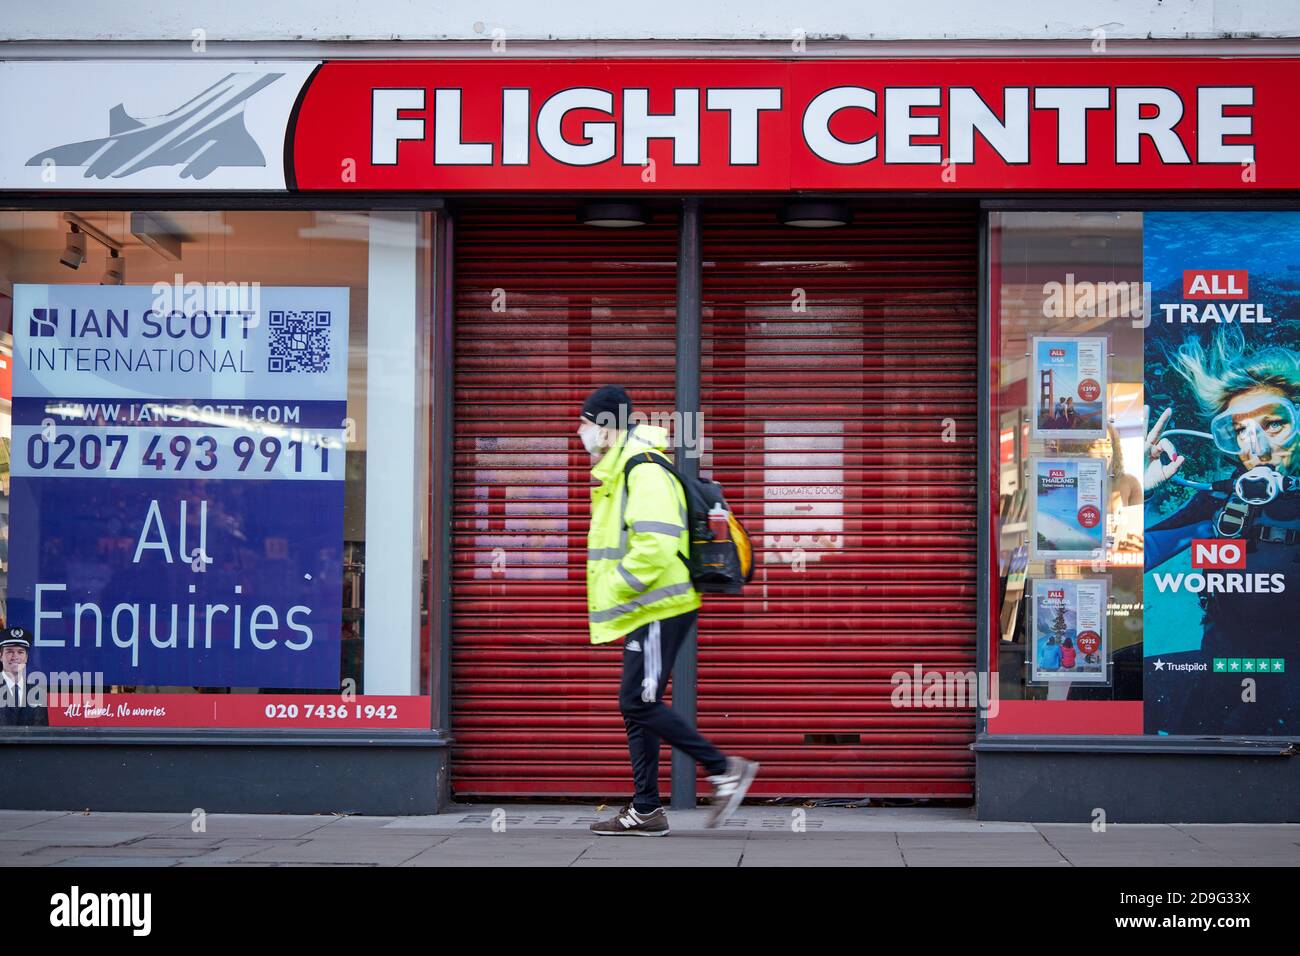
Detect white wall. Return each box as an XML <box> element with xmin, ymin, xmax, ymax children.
<box><xmin>363</xmin><ymin>212</ymin><xmax>425</xmax><ymax>696</ymax></box>
<box><xmin>1</xmin><ymin>0</ymin><xmax>1298</xmax><ymax>43</ymax></box>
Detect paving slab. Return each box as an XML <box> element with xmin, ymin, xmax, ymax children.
<box><xmin>157</xmin><ymin>814</ymin><xmax>340</xmax><ymax>840</ymax></box>
<box><xmin>1</xmin><ymin>804</ymin><xmax>1297</xmax><ymax>866</ymax></box>
<box><xmin>240</xmin><ymin>842</ymin><xmax>437</xmax><ymax>865</ymax></box>
<box><xmin>0</xmin><ymin>828</ymin><xmax>157</xmax><ymax>846</ymax></box>
<box><xmin>0</xmin><ymin>841</ymin><xmax>69</xmax><ymax>862</ymax></box>
<box><xmin>50</xmin><ymin>856</ymin><xmax>181</xmax><ymax>867</ymax></box>
<box><xmin>0</xmin><ymin>811</ymin><xmax>74</xmax><ymax>830</ymax></box>
<box><xmin>17</xmin><ymin>842</ymin><xmax>215</xmax><ymax>861</ymax></box>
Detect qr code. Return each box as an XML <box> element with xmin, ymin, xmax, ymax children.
<box><xmin>268</xmin><ymin>310</ymin><xmax>331</xmax><ymax>373</ymax></box>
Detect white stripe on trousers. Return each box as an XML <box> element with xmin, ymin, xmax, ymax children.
<box><xmin>641</xmin><ymin>620</ymin><xmax>661</xmax><ymax>703</ymax></box>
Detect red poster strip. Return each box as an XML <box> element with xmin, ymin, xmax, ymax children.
<box><xmin>47</xmin><ymin>693</ymin><xmax>431</xmax><ymax>729</ymax></box>
<box><xmin>986</xmin><ymin>700</ymin><xmax>1144</xmax><ymax>735</ymax></box>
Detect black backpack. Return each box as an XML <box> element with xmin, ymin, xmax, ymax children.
<box><xmin>623</xmin><ymin>452</ymin><xmax>755</xmax><ymax>594</ymax></box>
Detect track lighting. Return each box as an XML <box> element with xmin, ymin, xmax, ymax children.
<box><xmin>100</xmin><ymin>249</ymin><xmax>125</xmax><ymax>285</ymax></box>
<box><xmin>60</xmin><ymin>224</ymin><xmax>86</xmax><ymax>269</ymax></box>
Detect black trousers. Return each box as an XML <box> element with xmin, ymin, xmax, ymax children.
<box><xmin>618</xmin><ymin>609</ymin><xmax>728</xmax><ymax>811</ymax></box>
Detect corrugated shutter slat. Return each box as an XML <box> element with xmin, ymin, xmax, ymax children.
<box><xmin>451</xmin><ymin>207</ymin><xmax>680</xmax><ymax>796</ymax></box>
<box><xmin>450</xmin><ymin>205</ymin><xmax>978</xmax><ymax>799</ymax></box>
<box><xmin>697</xmin><ymin>208</ymin><xmax>978</xmax><ymax>797</ymax></box>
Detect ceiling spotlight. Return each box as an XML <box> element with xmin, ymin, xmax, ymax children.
<box><xmin>100</xmin><ymin>249</ymin><xmax>125</xmax><ymax>286</ymax></box>
<box><xmin>578</xmin><ymin>202</ymin><xmax>649</xmax><ymax>228</ymax></box>
<box><xmin>131</xmin><ymin>211</ymin><xmax>189</xmax><ymax>261</ymax></box>
<box><xmin>60</xmin><ymin>224</ymin><xmax>86</xmax><ymax>269</ymax></box>
<box><xmin>780</xmin><ymin>201</ymin><xmax>853</xmax><ymax>228</ymax></box>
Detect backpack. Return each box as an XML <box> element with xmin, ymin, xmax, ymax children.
<box><xmin>623</xmin><ymin>452</ymin><xmax>754</xmax><ymax>594</ymax></box>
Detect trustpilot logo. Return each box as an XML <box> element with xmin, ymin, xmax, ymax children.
<box><xmin>29</xmin><ymin>308</ymin><xmax>59</xmax><ymax>338</ymax></box>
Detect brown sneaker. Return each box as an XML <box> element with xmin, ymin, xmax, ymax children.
<box><xmin>590</xmin><ymin>804</ymin><xmax>671</xmax><ymax>837</ymax></box>
<box><xmin>704</xmin><ymin>756</ymin><xmax>760</xmax><ymax>828</ymax></box>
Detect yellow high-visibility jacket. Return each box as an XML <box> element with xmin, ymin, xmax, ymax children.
<box><xmin>586</xmin><ymin>424</ymin><xmax>701</xmax><ymax>644</ymax></box>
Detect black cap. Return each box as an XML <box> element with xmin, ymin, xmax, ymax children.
<box><xmin>581</xmin><ymin>385</ymin><xmax>633</xmax><ymax>428</ymax></box>
<box><xmin>0</xmin><ymin>627</ymin><xmax>31</xmax><ymax>649</ymax></box>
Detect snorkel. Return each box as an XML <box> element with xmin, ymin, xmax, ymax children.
<box><xmin>1161</xmin><ymin>391</ymin><xmax>1300</xmax><ymax>501</ymax></box>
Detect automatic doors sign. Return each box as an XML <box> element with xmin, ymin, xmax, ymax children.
<box><xmin>8</xmin><ymin>284</ymin><xmax>350</xmax><ymax>689</ymax></box>
<box><xmin>1029</xmin><ymin>457</ymin><xmax>1107</xmax><ymax>560</ymax></box>
<box><xmin>1030</xmin><ymin>336</ymin><xmax>1107</xmax><ymax>440</ymax></box>
<box><xmin>1030</xmin><ymin>579</ymin><xmax>1108</xmax><ymax>685</ymax></box>
<box><xmin>1142</xmin><ymin>211</ymin><xmax>1300</xmax><ymax>736</ymax></box>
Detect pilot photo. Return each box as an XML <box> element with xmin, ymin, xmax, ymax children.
<box><xmin>0</xmin><ymin>626</ymin><xmax>48</xmax><ymax>727</ymax></box>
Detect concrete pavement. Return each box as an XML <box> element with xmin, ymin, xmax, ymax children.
<box><xmin>1</xmin><ymin>805</ymin><xmax>1297</xmax><ymax>867</ymax></box>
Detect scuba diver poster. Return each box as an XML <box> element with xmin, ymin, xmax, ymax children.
<box><xmin>1030</xmin><ymin>336</ymin><xmax>1107</xmax><ymax>439</ymax></box>
<box><xmin>1143</xmin><ymin>211</ymin><xmax>1300</xmax><ymax>736</ymax></box>
<box><xmin>1029</xmin><ymin>457</ymin><xmax>1107</xmax><ymax>559</ymax></box>
<box><xmin>1030</xmin><ymin>579</ymin><xmax>1108</xmax><ymax>684</ymax></box>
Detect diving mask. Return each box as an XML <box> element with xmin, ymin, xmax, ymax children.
<box><xmin>1209</xmin><ymin>395</ymin><xmax>1299</xmax><ymax>458</ymax></box>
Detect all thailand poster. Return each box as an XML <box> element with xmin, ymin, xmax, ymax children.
<box><xmin>1030</xmin><ymin>457</ymin><xmax>1106</xmax><ymax>559</ymax></box>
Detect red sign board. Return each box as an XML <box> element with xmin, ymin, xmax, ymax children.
<box><xmin>290</xmin><ymin>57</ymin><xmax>1292</xmax><ymax>191</ymax></box>
<box><xmin>1183</xmin><ymin>269</ymin><xmax>1249</xmax><ymax>298</ymax></box>
<box><xmin>0</xmin><ymin>349</ymin><xmax>10</xmax><ymax>403</ymax></box>
<box><xmin>1191</xmin><ymin>538</ymin><xmax>1248</xmax><ymax>570</ymax></box>
<box><xmin>47</xmin><ymin>694</ymin><xmax>432</xmax><ymax>729</ymax></box>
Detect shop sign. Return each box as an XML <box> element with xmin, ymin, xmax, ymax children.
<box><xmin>1</xmin><ymin>58</ymin><xmax>1295</xmax><ymax>191</ymax></box>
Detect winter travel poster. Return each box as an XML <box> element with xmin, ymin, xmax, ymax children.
<box><xmin>1031</xmin><ymin>336</ymin><xmax>1107</xmax><ymax>439</ymax></box>
<box><xmin>1031</xmin><ymin>578</ymin><xmax>1108</xmax><ymax>685</ymax></box>
<box><xmin>1029</xmin><ymin>457</ymin><xmax>1106</xmax><ymax>559</ymax></box>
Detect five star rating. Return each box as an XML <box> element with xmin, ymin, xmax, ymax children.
<box><xmin>1213</xmin><ymin>658</ymin><xmax>1285</xmax><ymax>673</ymax></box>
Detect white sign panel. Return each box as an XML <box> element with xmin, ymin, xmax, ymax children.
<box><xmin>0</xmin><ymin>61</ymin><xmax>317</xmax><ymax>191</ymax></box>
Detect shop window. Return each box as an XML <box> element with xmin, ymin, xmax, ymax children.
<box><xmin>0</xmin><ymin>210</ymin><xmax>432</xmax><ymax>730</ymax></box>
<box><xmin>989</xmin><ymin>210</ymin><xmax>1300</xmax><ymax>737</ymax></box>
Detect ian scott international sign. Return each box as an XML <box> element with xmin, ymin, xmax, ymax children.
<box><xmin>9</xmin><ymin>284</ymin><xmax>351</xmax><ymax>689</ymax></box>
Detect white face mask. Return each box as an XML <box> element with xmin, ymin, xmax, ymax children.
<box><xmin>579</xmin><ymin>422</ymin><xmax>605</xmax><ymax>457</ymax></box>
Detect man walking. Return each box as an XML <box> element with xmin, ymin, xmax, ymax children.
<box><xmin>578</xmin><ymin>385</ymin><xmax>758</xmax><ymax>836</ymax></box>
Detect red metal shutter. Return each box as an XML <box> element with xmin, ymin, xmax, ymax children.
<box><xmin>450</xmin><ymin>206</ymin><xmax>680</xmax><ymax>796</ymax></box>
<box><xmin>698</xmin><ymin>206</ymin><xmax>979</xmax><ymax>798</ymax></box>
<box><xmin>450</xmin><ymin>204</ymin><xmax>978</xmax><ymax>799</ymax></box>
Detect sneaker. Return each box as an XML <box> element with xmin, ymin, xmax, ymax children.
<box><xmin>590</xmin><ymin>804</ymin><xmax>671</xmax><ymax>837</ymax></box>
<box><xmin>704</xmin><ymin>756</ymin><xmax>760</xmax><ymax>828</ymax></box>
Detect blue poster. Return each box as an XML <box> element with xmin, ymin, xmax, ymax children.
<box><xmin>1143</xmin><ymin>212</ymin><xmax>1300</xmax><ymax>735</ymax></box>
<box><xmin>8</xmin><ymin>284</ymin><xmax>350</xmax><ymax>689</ymax></box>
<box><xmin>1029</xmin><ymin>457</ymin><xmax>1106</xmax><ymax>559</ymax></box>
<box><xmin>1030</xmin><ymin>335</ymin><xmax>1107</xmax><ymax>439</ymax></box>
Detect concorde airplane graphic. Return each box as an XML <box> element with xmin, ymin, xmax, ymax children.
<box><xmin>26</xmin><ymin>72</ymin><xmax>283</xmax><ymax>180</ymax></box>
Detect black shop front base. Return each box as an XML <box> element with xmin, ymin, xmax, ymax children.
<box><xmin>0</xmin><ymin>731</ymin><xmax>452</xmax><ymax>815</ymax></box>
<box><xmin>974</xmin><ymin>736</ymin><xmax>1300</xmax><ymax>823</ymax></box>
